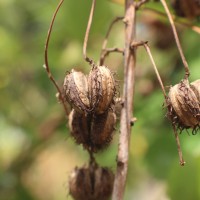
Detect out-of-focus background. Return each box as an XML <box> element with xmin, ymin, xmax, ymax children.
<box><xmin>0</xmin><ymin>0</ymin><xmax>200</xmax><ymax>199</ymax></box>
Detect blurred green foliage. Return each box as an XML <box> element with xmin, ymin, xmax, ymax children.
<box><xmin>0</xmin><ymin>0</ymin><xmax>199</xmax><ymax>200</ymax></box>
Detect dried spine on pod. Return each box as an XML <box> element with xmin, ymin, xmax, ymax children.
<box><xmin>63</xmin><ymin>69</ymin><xmax>90</xmax><ymax>113</ymax></box>
<box><xmin>167</xmin><ymin>79</ymin><xmax>200</xmax><ymax>132</ymax></box>
<box><xmin>69</xmin><ymin>164</ymin><xmax>114</xmax><ymax>200</ymax></box>
<box><xmin>88</xmin><ymin>66</ymin><xmax>116</xmax><ymax>114</ymax></box>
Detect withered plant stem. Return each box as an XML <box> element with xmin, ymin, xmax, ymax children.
<box><xmin>83</xmin><ymin>0</ymin><xmax>96</xmax><ymax>66</ymax></box>
<box><xmin>143</xmin><ymin>8</ymin><xmax>200</xmax><ymax>35</ymax></box>
<box><xmin>143</xmin><ymin>43</ymin><xmax>167</xmax><ymax>98</ymax></box>
<box><xmin>99</xmin><ymin>16</ymin><xmax>123</xmax><ymax>65</ymax></box>
<box><xmin>44</xmin><ymin>0</ymin><xmax>69</xmax><ymax>116</ymax></box>
<box><xmin>160</xmin><ymin>0</ymin><xmax>190</xmax><ymax>79</ymax></box>
<box><xmin>172</xmin><ymin>125</ymin><xmax>185</xmax><ymax>166</ymax></box>
<box><xmin>112</xmin><ymin>1</ymin><xmax>136</xmax><ymax>199</ymax></box>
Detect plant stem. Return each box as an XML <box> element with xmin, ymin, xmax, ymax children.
<box><xmin>112</xmin><ymin>1</ymin><xmax>136</xmax><ymax>199</ymax></box>
<box><xmin>160</xmin><ymin>0</ymin><xmax>190</xmax><ymax>79</ymax></box>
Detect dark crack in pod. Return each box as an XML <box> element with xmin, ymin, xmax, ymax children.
<box><xmin>69</xmin><ymin>164</ymin><xmax>114</xmax><ymax>200</ymax></box>
<box><xmin>63</xmin><ymin>69</ymin><xmax>90</xmax><ymax>114</ymax></box>
<box><xmin>88</xmin><ymin>66</ymin><xmax>116</xmax><ymax>114</ymax></box>
<box><xmin>90</xmin><ymin>111</ymin><xmax>116</xmax><ymax>152</ymax></box>
<box><xmin>167</xmin><ymin>79</ymin><xmax>200</xmax><ymax>133</ymax></box>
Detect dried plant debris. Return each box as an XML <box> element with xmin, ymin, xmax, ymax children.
<box><xmin>68</xmin><ymin>109</ymin><xmax>116</xmax><ymax>152</ymax></box>
<box><xmin>171</xmin><ymin>0</ymin><xmax>200</xmax><ymax>20</ymax></box>
<box><xmin>69</xmin><ymin>164</ymin><xmax>114</xmax><ymax>200</ymax></box>
<box><xmin>167</xmin><ymin>79</ymin><xmax>200</xmax><ymax>134</ymax></box>
<box><xmin>63</xmin><ymin>69</ymin><xmax>90</xmax><ymax>114</ymax></box>
<box><xmin>88</xmin><ymin>66</ymin><xmax>116</xmax><ymax>114</ymax></box>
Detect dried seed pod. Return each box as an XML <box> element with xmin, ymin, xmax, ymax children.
<box><xmin>63</xmin><ymin>69</ymin><xmax>90</xmax><ymax>113</ymax></box>
<box><xmin>167</xmin><ymin>79</ymin><xmax>200</xmax><ymax>132</ymax></box>
<box><xmin>88</xmin><ymin>66</ymin><xmax>116</xmax><ymax>114</ymax></box>
<box><xmin>68</xmin><ymin>109</ymin><xmax>116</xmax><ymax>152</ymax></box>
<box><xmin>69</xmin><ymin>164</ymin><xmax>114</xmax><ymax>200</ymax></box>
<box><xmin>90</xmin><ymin>111</ymin><xmax>116</xmax><ymax>152</ymax></box>
<box><xmin>191</xmin><ymin>79</ymin><xmax>200</xmax><ymax>102</ymax></box>
<box><xmin>68</xmin><ymin>109</ymin><xmax>90</xmax><ymax>149</ymax></box>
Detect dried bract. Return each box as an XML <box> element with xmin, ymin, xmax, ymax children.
<box><xmin>69</xmin><ymin>164</ymin><xmax>114</xmax><ymax>200</ymax></box>
<box><xmin>167</xmin><ymin>79</ymin><xmax>200</xmax><ymax>133</ymax></box>
<box><xmin>63</xmin><ymin>69</ymin><xmax>90</xmax><ymax>113</ymax></box>
<box><xmin>88</xmin><ymin>66</ymin><xmax>116</xmax><ymax>114</ymax></box>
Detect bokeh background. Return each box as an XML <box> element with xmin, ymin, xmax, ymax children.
<box><xmin>0</xmin><ymin>0</ymin><xmax>200</xmax><ymax>200</ymax></box>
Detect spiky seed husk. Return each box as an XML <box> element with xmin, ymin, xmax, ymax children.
<box><xmin>68</xmin><ymin>109</ymin><xmax>116</xmax><ymax>152</ymax></box>
<box><xmin>90</xmin><ymin>111</ymin><xmax>116</xmax><ymax>152</ymax></box>
<box><xmin>167</xmin><ymin>79</ymin><xmax>200</xmax><ymax>130</ymax></box>
<box><xmin>88</xmin><ymin>66</ymin><xmax>116</xmax><ymax>114</ymax></box>
<box><xmin>63</xmin><ymin>69</ymin><xmax>90</xmax><ymax>113</ymax></box>
<box><xmin>69</xmin><ymin>164</ymin><xmax>114</xmax><ymax>200</ymax></box>
<box><xmin>68</xmin><ymin>109</ymin><xmax>90</xmax><ymax>149</ymax></box>
<box><xmin>191</xmin><ymin>79</ymin><xmax>200</xmax><ymax>102</ymax></box>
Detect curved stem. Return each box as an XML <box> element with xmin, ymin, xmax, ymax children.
<box><xmin>83</xmin><ymin>0</ymin><xmax>96</xmax><ymax>66</ymax></box>
<box><xmin>44</xmin><ymin>0</ymin><xmax>69</xmax><ymax>116</ymax></box>
<box><xmin>160</xmin><ymin>0</ymin><xmax>190</xmax><ymax>79</ymax></box>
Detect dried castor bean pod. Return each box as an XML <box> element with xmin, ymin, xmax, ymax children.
<box><xmin>88</xmin><ymin>66</ymin><xmax>116</xmax><ymax>114</ymax></box>
<box><xmin>68</xmin><ymin>109</ymin><xmax>116</xmax><ymax>152</ymax></box>
<box><xmin>191</xmin><ymin>79</ymin><xmax>200</xmax><ymax>102</ymax></box>
<box><xmin>167</xmin><ymin>79</ymin><xmax>200</xmax><ymax>131</ymax></box>
<box><xmin>90</xmin><ymin>111</ymin><xmax>116</xmax><ymax>152</ymax></box>
<box><xmin>69</xmin><ymin>164</ymin><xmax>114</xmax><ymax>200</ymax></box>
<box><xmin>63</xmin><ymin>69</ymin><xmax>90</xmax><ymax>113</ymax></box>
<box><xmin>68</xmin><ymin>109</ymin><xmax>90</xmax><ymax>149</ymax></box>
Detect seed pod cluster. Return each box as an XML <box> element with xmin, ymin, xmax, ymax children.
<box><xmin>65</xmin><ymin>66</ymin><xmax>117</xmax><ymax>152</ymax></box>
<box><xmin>69</xmin><ymin>164</ymin><xmax>114</xmax><ymax>200</ymax></box>
<box><xmin>69</xmin><ymin>109</ymin><xmax>116</xmax><ymax>152</ymax></box>
<box><xmin>167</xmin><ymin>79</ymin><xmax>200</xmax><ymax>133</ymax></box>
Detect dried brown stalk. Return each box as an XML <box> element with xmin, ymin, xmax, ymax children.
<box><xmin>83</xmin><ymin>0</ymin><xmax>96</xmax><ymax>66</ymax></box>
<box><xmin>44</xmin><ymin>0</ymin><xmax>69</xmax><ymax>116</ymax></box>
<box><xmin>160</xmin><ymin>0</ymin><xmax>190</xmax><ymax>79</ymax></box>
<box><xmin>99</xmin><ymin>16</ymin><xmax>123</xmax><ymax>65</ymax></box>
<box><xmin>143</xmin><ymin>7</ymin><xmax>200</xmax><ymax>35</ymax></box>
<box><xmin>112</xmin><ymin>1</ymin><xmax>136</xmax><ymax>199</ymax></box>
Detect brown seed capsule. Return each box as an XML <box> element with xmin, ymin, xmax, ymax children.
<box><xmin>68</xmin><ymin>109</ymin><xmax>116</xmax><ymax>152</ymax></box>
<box><xmin>88</xmin><ymin>66</ymin><xmax>116</xmax><ymax>114</ymax></box>
<box><xmin>68</xmin><ymin>109</ymin><xmax>90</xmax><ymax>148</ymax></box>
<box><xmin>191</xmin><ymin>79</ymin><xmax>200</xmax><ymax>102</ymax></box>
<box><xmin>69</xmin><ymin>164</ymin><xmax>114</xmax><ymax>200</ymax></box>
<box><xmin>167</xmin><ymin>79</ymin><xmax>200</xmax><ymax>131</ymax></box>
<box><xmin>90</xmin><ymin>111</ymin><xmax>116</xmax><ymax>152</ymax></box>
<box><xmin>63</xmin><ymin>69</ymin><xmax>90</xmax><ymax>113</ymax></box>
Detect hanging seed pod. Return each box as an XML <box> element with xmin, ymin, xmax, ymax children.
<box><xmin>167</xmin><ymin>79</ymin><xmax>200</xmax><ymax>132</ymax></box>
<box><xmin>63</xmin><ymin>69</ymin><xmax>90</xmax><ymax>114</ymax></box>
<box><xmin>68</xmin><ymin>109</ymin><xmax>116</xmax><ymax>152</ymax></box>
<box><xmin>90</xmin><ymin>111</ymin><xmax>116</xmax><ymax>152</ymax></box>
<box><xmin>69</xmin><ymin>164</ymin><xmax>114</xmax><ymax>200</ymax></box>
<box><xmin>68</xmin><ymin>109</ymin><xmax>90</xmax><ymax>149</ymax></box>
<box><xmin>191</xmin><ymin>79</ymin><xmax>200</xmax><ymax>102</ymax></box>
<box><xmin>88</xmin><ymin>66</ymin><xmax>116</xmax><ymax>114</ymax></box>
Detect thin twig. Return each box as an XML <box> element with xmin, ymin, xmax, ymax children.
<box><xmin>44</xmin><ymin>0</ymin><xmax>69</xmax><ymax>116</ymax></box>
<box><xmin>136</xmin><ymin>0</ymin><xmax>149</xmax><ymax>9</ymax></box>
<box><xmin>83</xmin><ymin>0</ymin><xmax>96</xmax><ymax>66</ymax></box>
<box><xmin>99</xmin><ymin>16</ymin><xmax>123</xmax><ymax>64</ymax></box>
<box><xmin>143</xmin><ymin>7</ymin><xmax>200</xmax><ymax>34</ymax></box>
<box><xmin>100</xmin><ymin>47</ymin><xmax>124</xmax><ymax>65</ymax></box>
<box><xmin>160</xmin><ymin>0</ymin><xmax>190</xmax><ymax>79</ymax></box>
<box><xmin>172</xmin><ymin>125</ymin><xmax>185</xmax><ymax>166</ymax></box>
<box><xmin>112</xmin><ymin>1</ymin><xmax>136</xmax><ymax>199</ymax></box>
